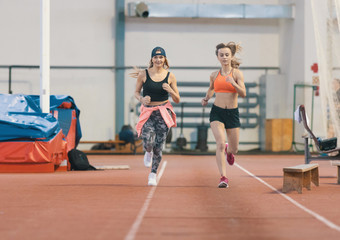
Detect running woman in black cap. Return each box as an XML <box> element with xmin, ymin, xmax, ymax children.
<box><xmin>132</xmin><ymin>47</ymin><xmax>180</xmax><ymax>186</ymax></box>
<box><xmin>201</xmin><ymin>42</ymin><xmax>246</xmax><ymax>188</ymax></box>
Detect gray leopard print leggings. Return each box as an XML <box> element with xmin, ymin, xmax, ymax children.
<box><xmin>141</xmin><ymin>109</ymin><xmax>170</xmax><ymax>174</ymax></box>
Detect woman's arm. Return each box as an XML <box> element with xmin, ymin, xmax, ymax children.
<box><xmin>163</xmin><ymin>72</ymin><xmax>180</xmax><ymax>103</ymax></box>
<box><xmin>229</xmin><ymin>69</ymin><xmax>246</xmax><ymax>98</ymax></box>
<box><xmin>201</xmin><ymin>71</ymin><xmax>217</xmax><ymax>106</ymax></box>
<box><xmin>134</xmin><ymin>70</ymin><xmax>151</xmax><ymax>105</ymax></box>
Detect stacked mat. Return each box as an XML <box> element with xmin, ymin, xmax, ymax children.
<box><xmin>0</xmin><ymin>94</ymin><xmax>81</xmax><ymax>172</ymax></box>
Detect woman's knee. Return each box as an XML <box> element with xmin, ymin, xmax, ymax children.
<box><xmin>153</xmin><ymin>146</ymin><xmax>162</xmax><ymax>156</ymax></box>
<box><xmin>216</xmin><ymin>142</ymin><xmax>226</xmax><ymax>152</ymax></box>
<box><xmin>144</xmin><ymin>143</ymin><xmax>153</xmax><ymax>152</ymax></box>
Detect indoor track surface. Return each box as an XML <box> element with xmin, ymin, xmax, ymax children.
<box><xmin>1</xmin><ymin>154</ymin><xmax>340</xmax><ymax>240</ymax></box>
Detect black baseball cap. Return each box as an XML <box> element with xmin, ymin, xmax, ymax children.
<box><xmin>151</xmin><ymin>47</ymin><xmax>166</xmax><ymax>58</ymax></box>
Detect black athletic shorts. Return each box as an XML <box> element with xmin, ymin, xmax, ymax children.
<box><xmin>209</xmin><ymin>104</ymin><xmax>241</xmax><ymax>129</ymax></box>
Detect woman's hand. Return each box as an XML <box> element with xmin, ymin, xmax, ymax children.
<box><xmin>225</xmin><ymin>75</ymin><xmax>237</xmax><ymax>84</ymax></box>
<box><xmin>201</xmin><ymin>97</ymin><xmax>209</xmax><ymax>107</ymax></box>
<box><xmin>162</xmin><ymin>83</ymin><xmax>173</xmax><ymax>94</ymax></box>
<box><xmin>140</xmin><ymin>95</ymin><xmax>151</xmax><ymax>105</ymax></box>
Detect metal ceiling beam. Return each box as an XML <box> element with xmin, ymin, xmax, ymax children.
<box><xmin>127</xmin><ymin>3</ymin><xmax>295</xmax><ymax>19</ymax></box>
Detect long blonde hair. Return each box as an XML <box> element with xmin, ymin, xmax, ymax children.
<box><xmin>215</xmin><ymin>42</ymin><xmax>242</xmax><ymax>68</ymax></box>
<box><xmin>128</xmin><ymin>66</ymin><xmax>141</xmax><ymax>79</ymax></box>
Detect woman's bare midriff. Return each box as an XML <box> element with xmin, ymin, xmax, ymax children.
<box><xmin>214</xmin><ymin>92</ymin><xmax>238</xmax><ymax>109</ymax></box>
<box><xmin>147</xmin><ymin>100</ymin><xmax>169</xmax><ymax>106</ymax></box>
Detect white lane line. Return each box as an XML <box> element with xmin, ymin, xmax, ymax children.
<box><xmin>124</xmin><ymin>161</ymin><xmax>168</xmax><ymax>240</ymax></box>
<box><xmin>235</xmin><ymin>163</ymin><xmax>340</xmax><ymax>232</ymax></box>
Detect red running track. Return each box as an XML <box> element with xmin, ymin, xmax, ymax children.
<box><xmin>0</xmin><ymin>154</ymin><xmax>340</xmax><ymax>240</ymax></box>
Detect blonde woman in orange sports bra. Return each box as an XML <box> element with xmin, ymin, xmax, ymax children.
<box><xmin>201</xmin><ymin>42</ymin><xmax>246</xmax><ymax>188</ymax></box>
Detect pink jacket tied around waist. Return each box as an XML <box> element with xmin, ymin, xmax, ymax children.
<box><xmin>136</xmin><ymin>101</ymin><xmax>177</xmax><ymax>137</ymax></box>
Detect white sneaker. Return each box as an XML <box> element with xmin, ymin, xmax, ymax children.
<box><xmin>144</xmin><ymin>151</ymin><xmax>153</xmax><ymax>168</ymax></box>
<box><xmin>148</xmin><ymin>172</ymin><xmax>157</xmax><ymax>186</ymax></box>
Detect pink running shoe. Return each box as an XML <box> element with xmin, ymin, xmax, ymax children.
<box><xmin>218</xmin><ymin>176</ymin><xmax>229</xmax><ymax>188</ymax></box>
<box><xmin>225</xmin><ymin>143</ymin><xmax>235</xmax><ymax>165</ymax></box>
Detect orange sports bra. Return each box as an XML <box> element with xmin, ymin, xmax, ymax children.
<box><xmin>213</xmin><ymin>70</ymin><xmax>237</xmax><ymax>93</ymax></box>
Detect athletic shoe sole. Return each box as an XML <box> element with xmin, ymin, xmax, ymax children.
<box><xmin>144</xmin><ymin>152</ymin><xmax>153</xmax><ymax>168</ymax></box>
<box><xmin>227</xmin><ymin>154</ymin><xmax>235</xmax><ymax>165</ymax></box>
<box><xmin>148</xmin><ymin>182</ymin><xmax>157</xmax><ymax>186</ymax></box>
<box><xmin>225</xmin><ymin>143</ymin><xmax>235</xmax><ymax>165</ymax></box>
<box><xmin>218</xmin><ymin>182</ymin><xmax>229</xmax><ymax>188</ymax></box>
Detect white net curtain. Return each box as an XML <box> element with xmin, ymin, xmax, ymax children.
<box><xmin>311</xmin><ymin>0</ymin><xmax>340</xmax><ymax>141</ymax></box>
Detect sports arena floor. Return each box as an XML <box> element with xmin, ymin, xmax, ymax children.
<box><xmin>1</xmin><ymin>154</ymin><xmax>340</xmax><ymax>240</ymax></box>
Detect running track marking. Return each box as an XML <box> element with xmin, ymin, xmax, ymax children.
<box><xmin>235</xmin><ymin>163</ymin><xmax>340</xmax><ymax>232</ymax></box>
<box><xmin>124</xmin><ymin>160</ymin><xmax>168</xmax><ymax>240</ymax></box>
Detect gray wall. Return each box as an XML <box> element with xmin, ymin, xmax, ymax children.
<box><xmin>0</xmin><ymin>0</ymin><xmax>322</xmax><ymax>150</ymax></box>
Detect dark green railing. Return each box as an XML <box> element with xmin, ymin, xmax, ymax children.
<box><xmin>136</xmin><ymin>82</ymin><xmax>260</xmax><ymax>129</ymax></box>
<box><xmin>0</xmin><ymin>65</ymin><xmax>279</xmax><ymax>146</ymax></box>
<box><xmin>0</xmin><ymin>65</ymin><xmax>279</xmax><ymax>94</ymax></box>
